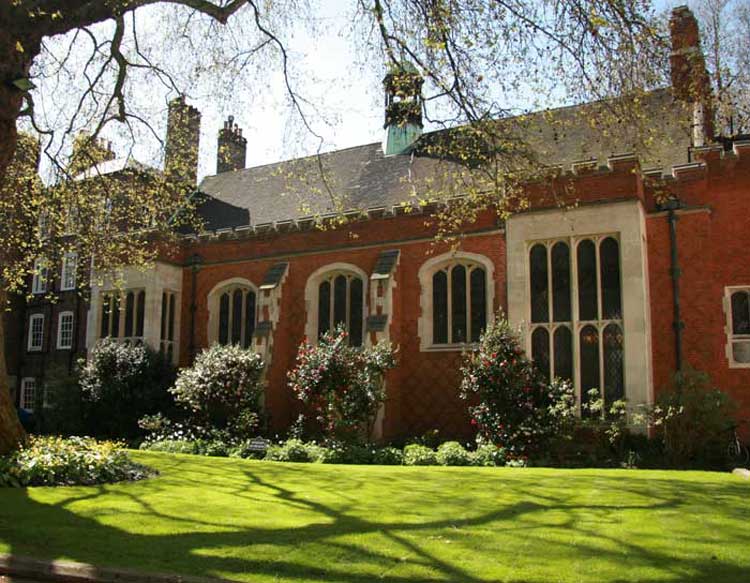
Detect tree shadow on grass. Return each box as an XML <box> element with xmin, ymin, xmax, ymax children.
<box><xmin>0</xmin><ymin>456</ymin><xmax>748</xmax><ymax>583</ymax></box>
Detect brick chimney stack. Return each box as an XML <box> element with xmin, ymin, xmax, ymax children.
<box><xmin>217</xmin><ymin>115</ymin><xmax>247</xmax><ymax>174</ymax></box>
<box><xmin>165</xmin><ymin>96</ymin><xmax>201</xmax><ymax>186</ymax></box>
<box><xmin>669</xmin><ymin>6</ymin><xmax>714</xmax><ymax>146</ymax></box>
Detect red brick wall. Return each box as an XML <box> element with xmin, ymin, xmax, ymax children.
<box><xmin>175</xmin><ymin>147</ymin><xmax>750</xmax><ymax>441</ymax></box>
<box><xmin>180</xmin><ymin>209</ymin><xmax>505</xmax><ymax>441</ymax></box>
<box><xmin>647</xmin><ymin>148</ymin><xmax>750</xmax><ymax>435</ymax></box>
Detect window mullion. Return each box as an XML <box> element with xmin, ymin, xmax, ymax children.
<box><xmin>465</xmin><ymin>266</ymin><xmax>471</xmax><ymax>342</ymax></box>
<box><xmin>240</xmin><ymin>289</ymin><xmax>247</xmax><ymax>346</ymax></box>
<box><xmin>329</xmin><ymin>277</ymin><xmax>335</xmax><ymax>332</ymax></box>
<box><xmin>594</xmin><ymin>240</ymin><xmax>605</xmax><ymax>402</ymax></box>
<box><xmin>598</xmin><ymin>322</ymin><xmax>606</xmax><ymax>406</ymax></box>
<box><xmin>447</xmin><ymin>268</ymin><xmax>453</xmax><ymax>344</ymax></box>
<box><xmin>231</xmin><ymin>288</ymin><xmax>235</xmax><ymax>343</ymax></box>
<box><xmin>346</xmin><ymin>276</ymin><xmax>351</xmax><ymax>333</ymax></box>
<box><xmin>595</xmin><ymin>238</ymin><xmax>602</xmax><ymax>322</ymax></box>
<box><xmin>547</xmin><ymin>242</ymin><xmax>553</xmax><ymax>324</ymax></box>
<box><xmin>570</xmin><ymin>237</ymin><xmax>581</xmax><ymax>412</ymax></box>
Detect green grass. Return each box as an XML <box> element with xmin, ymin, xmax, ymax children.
<box><xmin>0</xmin><ymin>452</ymin><xmax>748</xmax><ymax>582</ymax></box>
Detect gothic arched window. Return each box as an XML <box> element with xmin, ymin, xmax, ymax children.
<box><xmin>431</xmin><ymin>262</ymin><xmax>487</xmax><ymax>345</ymax></box>
<box><xmin>317</xmin><ymin>271</ymin><xmax>364</xmax><ymax>346</ymax></box>
<box><xmin>527</xmin><ymin>235</ymin><xmax>623</xmax><ymax>408</ymax></box>
<box><xmin>217</xmin><ymin>285</ymin><xmax>256</xmax><ymax>348</ymax></box>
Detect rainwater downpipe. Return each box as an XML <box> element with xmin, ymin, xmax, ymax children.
<box><xmin>665</xmin><ymin>199</ymin><xmax>684</xmax><ymax>373</ymax></box>
<box><xmin>188</xmin><ymin>253</ymin><xmax>202</xmax><ymax>363</ymax></box>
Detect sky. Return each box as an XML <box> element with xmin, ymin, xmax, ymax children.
<box><xmin>29</xmin><ymin>0</ymin><xmax>694</xmax><ymax>183</ymax></box>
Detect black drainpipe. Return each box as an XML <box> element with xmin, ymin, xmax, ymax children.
<box><xmin>665</xmin><ymin>199</ymin><xmax>684</xmax><ymax>372</ymax></box>
<box><xmin>188</xmin><ymin>253</ymin><xmax>202</xmax><ymax>363</ymax></box>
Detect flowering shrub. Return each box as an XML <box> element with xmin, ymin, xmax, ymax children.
<box><xmin>0</xmin><ymin>436</ymin><xmax>152</xmax><ymax>487</ymax></box>
<box><xmin>79</xmin><ymin>339</ymin><xmax>175</xmax><ymax>438</ymax></box>
<box><xmin>288</xmin><ymin>326</ymin><xmax>396</xmax><ymax>441</ymax></box>
<box><xmin>170</xmin><ymin>344</ymin><xmax>265</xmax><ymax>437</ymax></box>
<box><xmin>459</xmin><ymin>317</ymin><xmax>576</xmax><ymax>458</ymax></box>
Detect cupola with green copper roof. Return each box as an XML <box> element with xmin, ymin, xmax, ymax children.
<box><xmin>382</xmin><ymin>61</ymin><xmax>424</xmax><ymax>156</ymax></box>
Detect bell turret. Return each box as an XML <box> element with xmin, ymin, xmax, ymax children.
<box><xmin>382</xmin><ymin>62</ymin><xmax>423</xmax><ymax>156</ymax></box>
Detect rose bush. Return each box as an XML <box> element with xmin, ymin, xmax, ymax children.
<box><xmin>288</xmin><ymin>325</ymin><xmax>396</xmax><ymax>442</ymax></box>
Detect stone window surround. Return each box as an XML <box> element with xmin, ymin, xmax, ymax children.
<box><xmin>724</xmin><ymin>285</ymin><xmax>750</xmax><ymax>368</ymax></box>
<box><xmin>304</xmin><ymin>263</ymin><xmax>369</xmax><ymax>345</ymax></box>
<box><xmin>98</xmin><ymin>288</ymin><xmax>147</xmax><ymax>342</ymax></box>
<box><xmin>506</xmin><ymin>198</ymin><xmax>653</xmax><ymax>411</ymax></box>
<box><xmin>206</xmin><ymin>277</ymin><xmax>259</xmax><ymax>346</ymax></box>
<box><xmin>57</xmin><ymin>311</ymin><xmax>74</xmax><ymax>350</ymax></box>
<box><xmin>86</xmin><ymin>263</ymin><xmax>183</xmax><ymax>364</ymax></box>
<box><xmin>417</xmin><ymin>251</ymin><xmax>496</xmax><ymax>352</ymax></box>
<box><xmin>28</xmin><ymin>313</ymin><xmax>44</xmax><ymax>352</ymax></box>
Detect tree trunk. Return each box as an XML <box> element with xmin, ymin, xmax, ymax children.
<box><xmin>0</xmin><ymin>289</ymin><xmax>26</xmax><ymax>454</ymax></box>
<box><xmin>0</xmin><ymin>25</ymin><xmax>31</xmax><ymax>454</ymax></box>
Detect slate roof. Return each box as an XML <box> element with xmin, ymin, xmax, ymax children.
<box><xmin>199</xmin><ymin>89</ymin><xmax>693</xmax><ymax>228</ymax></box>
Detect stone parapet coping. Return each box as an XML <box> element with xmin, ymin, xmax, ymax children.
<box><xmin>0</xmin><ymin>554</ymin><xmax>240</xmax><ymax>583</ymax></box>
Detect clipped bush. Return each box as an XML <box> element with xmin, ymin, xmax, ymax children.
<box><xmin>171</xmin><ymin>344</ymin><xmax>264</xmax><ymax>437</ymax></box>
<box><xmin>471</xmin><ymin>443</ymin><xmax>507</xmax><ymax>467</ymax></box>
<box><xmin>314</xmin><ymin>441</ymin><xmax>375</xmax><ymax>465</ymax></box>
<box><xmin>436</xmin><ymin>441</ymin><xmax>472</xmax><ymax>466</ymax></box>
<box><xmin>140</xmin><ymin>439</ymin><xmax>198</xmax><ymax>455</ymax></box>
<box><xmin>264</xmin><ymin>438</ymin><xmax>314</xmax><ymax>463</ymax></box>
<box><xmin>403</xmin><ymin>444</ymin><xmax>438</xmax><ymax>466</ymax></box>
<box><xmin>459</xmin><ymin>316</ymin><xmax>576</xmax><ymax>457</ymax></box>
<box><xmin>79</xmin><ymin>339</ymin><xmax>175</xmax><ymax>439</ymax></box>
<box><xmin>288</xmin><ymin>325</ymin><xmax>395</xmax><ymax>441</ymax></box>
<box><xmin>0</xmin><ymin>436</ymin><xmax>152</xmax><ymax>487</ymax></box>
<box><xmin>372</xmin><ymin>446</ymin><xmax>404</xmax><ymax>466</ymax></box>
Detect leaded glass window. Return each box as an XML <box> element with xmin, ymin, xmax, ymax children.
<box><xmin>161</xmin><ymin>291</ymin><xmax>178</xmax><ymax>359</ymax></box>
<box><xmin>527</xmin><ymin>235</ymin><xmax>623</xmax><ymax>411</ymax></box>
<box><xmin>431</xmin><ymin>263</ymin><xmax>488</xmax><ymax>345</ymax></box>
<box><xmin>217</xmin><ymin>286</ymin><xmax>256</xmax><ymax>348</ymax></box>
<box><xmin>433</xmin><ymin>271</ymin><xmax>448</xmax><ymax>344</ymax></box>
<box><xmin>317</xmin><ymin>272</ymin><xmax>365</xmax><ymax>347</ymax></box>
<box><xmin>100</xmin><ymin>290</ymin><xmax>146</xmax><ymax>343</ymax></box>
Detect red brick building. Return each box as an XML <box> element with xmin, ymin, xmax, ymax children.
<box><xmin>10</xmin><ymin>7</ymin><xmax>750</xmax><ymax>440</ymax></box>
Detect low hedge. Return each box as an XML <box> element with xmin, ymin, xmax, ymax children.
<box><xmin>142</xmin><ymin>437</ymin><xmax>508</xmax><ymax>467</ymax></box>
<box><xmin>0</xmin><ymin>436</ymin><xmax>153</xmax><ymax>487</ymax></box>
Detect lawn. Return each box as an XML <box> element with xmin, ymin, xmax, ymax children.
<box><xmin>0</xmin><ymin>452</ymin><xmax>748</xmax><ymax>583</ymax></box>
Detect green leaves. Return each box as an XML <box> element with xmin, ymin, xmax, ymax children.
<box><xmin>0</xmin><ymin>436</ymin><xmax>152</xmax><ymax>487</ymax></box>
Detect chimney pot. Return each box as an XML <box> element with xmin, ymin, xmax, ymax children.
<box><xmin>217</xmin><ymin>114</ymin><xmax>247</xmax><ymax>174</ymax></box>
